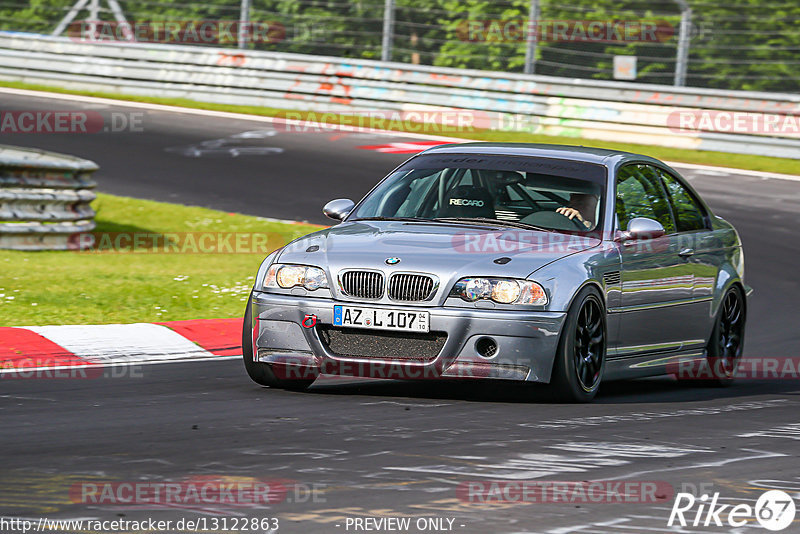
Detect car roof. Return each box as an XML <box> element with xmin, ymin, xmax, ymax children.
<box><xmin>421</xmin><ymin>142</ymin><xmax>665</xmax><ymax>167</ymax></box>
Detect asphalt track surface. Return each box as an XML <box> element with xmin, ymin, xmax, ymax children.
<box><xmin>2</xmin><ymin>91</ymin><xmax>800</xmax><ymax>533</ymax></box>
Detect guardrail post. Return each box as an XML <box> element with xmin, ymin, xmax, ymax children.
<box><xmin>239</xmin><ymin>0</ymin><xmax>251</xmax><ymax>49</ymax></box>
<box><xmin>87</xmin><ymin>0</ymin><xmax>99</xmax><ymax>39</ymax></box>
<box><xmin>523</xmin><ymin>0</ymin><xmax>540</xmax><ymax>75</ymax></box>
<box><xmin>674</xmin><ymin>0</ymin><xmax>692</xmax><ymax>86</ymax></box>
<box><xmin>381</xmin><ymin>0</ymin><xmax>395</xmax><ymax>62</ymax></box>
<box><xmin>52</xmin><ymin>0</ymin><xmax>131</xmax><ymax>39</ymax></box>
<box><xmin>52</xmin><ymin>0</ymin><xmax>90</xmax><ymax>37</ymax></box>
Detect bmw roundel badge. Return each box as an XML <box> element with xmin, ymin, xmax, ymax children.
<box><xmin>385</xmin><ymin>257</ymin><xmax>401</xmax><ymax>265</ymax></box>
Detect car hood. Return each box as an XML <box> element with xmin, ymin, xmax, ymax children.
<box><xmin>277</xmin><ymin>221</ymin><xmax>600</xmax><ymax>302</ymax></box>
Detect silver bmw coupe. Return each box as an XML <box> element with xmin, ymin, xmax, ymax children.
<box><xmin>243</xmin><ymin>143</ymin><xmax>749</xmax><ymax>402</ymax></box>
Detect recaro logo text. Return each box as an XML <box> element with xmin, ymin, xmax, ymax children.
<box><xmin>449</xmin><ymin>198</ymin><xmax>485</xmax><ymax>207</ymax></box>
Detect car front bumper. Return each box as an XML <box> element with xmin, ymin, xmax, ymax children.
<box><xmin>249</xmin><ymin>291</ymin><xmax>566</xmax><ymax>383</ymax></box>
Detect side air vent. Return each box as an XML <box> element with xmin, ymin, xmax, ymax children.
<box><xmin>603</xmin><ymin>271</ymin><xmax>621</xmax><ymax>286</ymax></box>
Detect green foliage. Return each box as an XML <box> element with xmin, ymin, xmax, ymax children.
<box><xmin>1</xmin><ymin>0</ymin><xmax>798</xmax><ymax>91</ymax></box>
<box><xmin>0</xmin><ymin>193</ymin><xmax>322</xmax><ymax>326</ymax></box>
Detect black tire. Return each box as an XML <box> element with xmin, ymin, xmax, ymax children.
<box><xmin>242</xmin><ymin>296</ymin><xmax>316</xmax><ymax>391</ymax></box>
<box><xmin>548</xmin><ymin>286</ymin><xmax>607</xmax><ymax>403</ymax></box>
<box><xmin>699</xmin><ymin>285</ymin><xmax>746</xmax><ymax>387</ymax></box>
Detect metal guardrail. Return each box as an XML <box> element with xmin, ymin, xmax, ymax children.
<box><xmin>1</xmin><ymin>32</ymin><xmax>799</xmax><ymax>159</ymax></box>
<box><xmin>0</xmin><ymin>144</ymin><xmax>98</xmax><ymax>250</ymax></box>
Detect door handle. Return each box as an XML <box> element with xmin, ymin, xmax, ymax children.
<box><xmin>678</xmin><ymin>248</ymin><xmax>695</xmax><ymax>258</ymax></box>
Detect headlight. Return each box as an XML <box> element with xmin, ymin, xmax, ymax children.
<box><xmin>264</xmin><ymin>264</ymin><xmax>328</xmax><ymax>291</ymax></box>
<box><xmin>451</xmin><ymin>277</ymin><xmax>547</xmax><ymax>305</ymax></box>
<box><xmin>492</xmin><ymin>280</ymin><xmax>521</xmax><ymax>304</ymax></box>
<box><xmin>464</xmin><ymin>278</ymin><xmax>492</xmax><ymax>301</ymax></box>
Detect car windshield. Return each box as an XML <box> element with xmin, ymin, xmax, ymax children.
<box><xmin>350</xmin><ymin>153</ymin><xmax>606</xmax><ymax>233</ymax></box>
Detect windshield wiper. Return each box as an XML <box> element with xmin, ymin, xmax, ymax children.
<box><xmin>431</xmin><ymin>217</ymin><xmax>553</xmax><ymax>232</ymax></box>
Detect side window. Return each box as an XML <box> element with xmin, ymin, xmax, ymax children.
<box><xmin>615</xmin><ymin>165</ymin><xmax>675</xmax><ymax>233</ymax></box>
<box><xmin>658</xmin><ymin>170</ymin><xmax>708</xmax><ymax>232</ymax></box>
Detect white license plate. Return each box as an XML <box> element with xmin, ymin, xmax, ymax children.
<box><xmin>333</xmin><ymin>305</ymin><xmax>430</xmax><ymax>333</ymax></box>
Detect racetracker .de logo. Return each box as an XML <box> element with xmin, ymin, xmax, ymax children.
<box><xmin>0</xmin><ymin>111</ymin><xmax>143</xmax><ymax>134</ymax></box>
<box><xmin>667</xmin><ymin>110</ymin><xmax>800</xmax><ymax>136</ymax></box>
<box><xmin>669</xmin><ymin>357</ymin><xmax>800</xmax><ymax>381</ymax></box>
<box><xmin>70</xmin><ymin>477</ymin><xmax>290</xmax><ymax>506</ymax></box>
<box><xmin>67</xmin><ymin>20</ymin><xmax>285</xmax><ymax>45</ymax></box>
<box><xmin>667</xmin><ymin>109</ymin><xmax>800</xmax><ymax>137</ymax></box>
<box><xmin>0</xmin><ymin>361</ymin><xmax>142</xmax><ymax>380</ymax></box>
<box><xmin>458</xmin><ymin>480</ymin><xmax>674</xmax><ymax>504</ymax></box>
<box><xmin>457</xmin><ymin>19</ymin><xmax>676</xmax><ymax>43</ymax></box>
<box><xmin>67</xmin><ymin>232</ymin><xmax>288</xmax><ymax>254</ymax></box>
<box><xmin>273</xmin><ymin>109</ymin><xmax>496</xmax><ymax>134</ymax></box>
<box><xmin>451</xmin><ymin>231</ymin><xmax>602</xmax><ymax>254</ymax></box>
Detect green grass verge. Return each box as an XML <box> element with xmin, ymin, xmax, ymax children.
<box><xmin>0</xmin><ymin>193</ymin><xmax>322</xmax><ymax>326</ymax></box>
<box><xmin>2</xmin><ymin>79</ymin><xmax>799</xmax><ymax>176</ymax></box>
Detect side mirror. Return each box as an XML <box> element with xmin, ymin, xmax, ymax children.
<box><xmin>323</xmin><ymin>198</ymin><xmax>355</xmax><ymax>221</ymax></box>
<box><xmin>618</xmin><ymin>217</ymin><xmax>665</xmax><ymax>242</ymax></box>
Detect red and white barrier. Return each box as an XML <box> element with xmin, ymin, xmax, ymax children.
<box><xmin>0</xmin><ymin>318</ymin><xmax>242</xmax><ymax>372</ymax></box>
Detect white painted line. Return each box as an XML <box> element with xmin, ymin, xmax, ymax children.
<box><xmin>2</xmin><ymin>86</ymin><xmax>797</xmax><ymax>181</ymax></box>
<box><xmin>360</xmin><ymin>400</ymin><xmax>452</xmax><ymax>408</ymax></box>
<box><xmin>547</xmin><ymin>518</ymin><xmax>631</xmax><ymax>534</ymax></box>
<box><xmin>603</xmin><ymin>448</ymin><xmax>787</xmax><ymax>481</ymax></box>
<box><xmin>0</xmin><ymin>86</ymin><xmax>463</xmax><ymax>142</ymax></box>
<box><xmin>27</xmin><ymin>323</ymin><xmax>215</xmax><ymax>362</ymax></box>
<box><xmin>664</xmin><ymin>160</ymin><xmax>800</xmax><ymax>182</ymax></box>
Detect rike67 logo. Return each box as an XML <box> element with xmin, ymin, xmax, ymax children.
<box><xmin>669</xmin><ymin>490</ymin><xmax>796</xmax><ymax>531</ymax></box>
